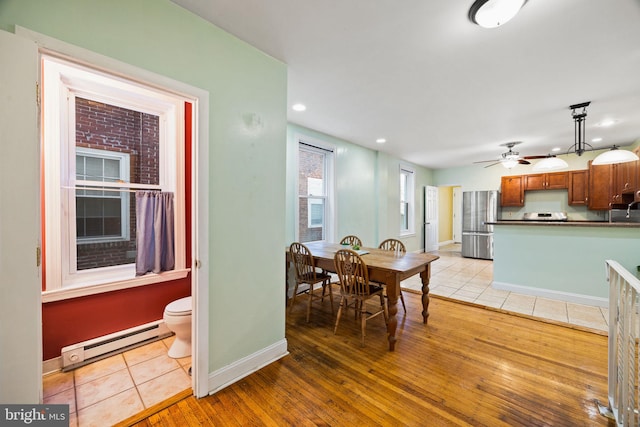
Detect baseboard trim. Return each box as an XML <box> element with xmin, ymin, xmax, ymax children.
<box><xmin>439</xmin><ymin>240</ymin><xmax>454</xmax><ymax>246</ymax></box>
<box><xmin>43</xmin><ymin>357</ymin><xmax>62</xmax><ymax>375</ymax></box>
<box><xmin>208</xmin><ymin>339</ymin><xmax>289</xmax><ymax>395</ymax></box>
<box><xmin>492</xmin><ymin>281</ymin><xmax>608</xmax><ymax>308</ymax></box>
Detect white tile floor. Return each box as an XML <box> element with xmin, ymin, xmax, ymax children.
<box><xmin>401</xmin><ymin>244</ymin><xmax>609</xmax><ymax>333</ymax></box>
<box><xmin>42</xmin><ymin>336</ymin><xmax>191</xmax><ymax>427</ymax></box>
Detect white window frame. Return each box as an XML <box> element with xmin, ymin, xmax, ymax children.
<box><xmin>400</xmin><ymin>164</ymin><xmax>415</xmax><ymax>236</ymax></box>
<box><xmin>295</xmin><ymin>138</ymin><xmax>335</xmax><ymax>243</ymax></box>
<box><xmin>75</xmin><ymin>147</ymin><xmax>130</xmax><ymax>244</ymax></box>
<box><xmin>42</xmin><ymin>55</ymin><xmax>188</xmax><ymax>298</ymax></box>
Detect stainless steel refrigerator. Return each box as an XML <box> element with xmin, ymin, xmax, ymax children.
<box><xmin>461</xmin><ymin>190</ymin><xmax>499</xmax><ymax>260</ymax></box>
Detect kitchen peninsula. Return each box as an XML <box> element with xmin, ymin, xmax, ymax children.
<box><xmin>488</xmin><ymin>220</ymin><xmax>640</xmax><ymax>306</ymax></box>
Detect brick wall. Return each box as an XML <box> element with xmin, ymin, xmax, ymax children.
<box><xmin>75</xmin><ymin>97</ymin><xmax>159</xmax><ymax>270</ymax></box>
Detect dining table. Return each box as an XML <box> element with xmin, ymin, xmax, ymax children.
<box><xmin>292</xmin><ymin>241</ymin><xmax>440</xmax><ymax>351</ymax></box>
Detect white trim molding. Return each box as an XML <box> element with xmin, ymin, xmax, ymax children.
<box><xmin>208</xmin><ymin>339</ymin><xmax>289</xmax><ymax>395</ymax></box>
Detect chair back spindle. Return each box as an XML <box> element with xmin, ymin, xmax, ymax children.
<box><xmin>339</xmin><ymin>235</ymin><xmax>363</xmax><ymax>247</ymax></box>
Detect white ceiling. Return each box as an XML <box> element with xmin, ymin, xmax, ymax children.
<box><xmin>172</xmin><ymin>0</ymin><xmax>640</xmax><ymax>169</ymax></box>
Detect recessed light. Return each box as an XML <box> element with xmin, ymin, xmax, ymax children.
<box><xmin>376</xmin><ymin>138</ymin><xmax>387</xmax><ymax>144</ymax></box>
<box><xmin>551</xmin><ymin>147</ymin><xmax>561</xmax><ymax>152</ymax></box>
<box><xmin>591</xmin><ymin>137</ymin><xmax>603</xmax><ymax>143</ymax></box>
<box><xmin>292</xmin><ymin>103</ymin><xmax>306</xmax><ymax>112</ymax></box>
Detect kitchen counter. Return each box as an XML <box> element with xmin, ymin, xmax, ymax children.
<box><xmin>488</xmin><ymin>220</ymin><xmax>640</xmax><ymax>228</ymax></box>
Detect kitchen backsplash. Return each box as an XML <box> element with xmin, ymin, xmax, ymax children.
<box><xmin>500</xmin><ymin>190</ymin><xmax>606</xmax><ymax>221</ymax></box>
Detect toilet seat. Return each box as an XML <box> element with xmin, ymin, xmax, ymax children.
<box><xmin>164</xmin><ymin>296</ymin><xmax>191</xmax><ymax>316</ymax></box>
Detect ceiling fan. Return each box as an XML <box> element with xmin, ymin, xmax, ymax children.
<box><xmin>474</xmin><ymin>142</ymin><xmax>548</xmax><ymax>168</ymax></box>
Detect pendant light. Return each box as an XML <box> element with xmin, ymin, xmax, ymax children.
<box><xmin>469</xmin><ymin>0</ymin><xmax>527</xmax><ymax>28</ymax></box>
<box><xmin>592</xmin><ymin>145</ymin><xmax>639</xmax><ymax>165</ymax></box>
<box><xmin>567</xmin><ymin>102</ymin><xmax>591</xmax><ymax>156</ymax></box>
<box><xmin>532</xmin><ymin>156</ymin><xmax>569</xmax><ymax>172</ymax></box>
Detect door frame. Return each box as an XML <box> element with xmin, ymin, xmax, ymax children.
<box><xmin>453</xmin><ymin>186</ymin><xmax>462</xmax><ymax>243</ymax></box>
<box><xmin>16</xmin><ymin>26</ymin><xmax>211</xmax><ymax>398</ymax></box>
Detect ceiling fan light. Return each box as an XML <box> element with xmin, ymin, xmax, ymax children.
<box><xmin>501</xmin><ymin>159</ymin><xmax>519</xmax><ymax>169</ymax></box>
<box><xmin>532</xmin><ymin>157</ymin><xmax>568</xmax><ymax>172</ymax></box>
<box><xmin>592</xmin><ymin>146</ymin><xmax>639</xmax><ymax>165</ymax></box>
<box><xmin>469</xmin><ymin>0</ymin><xmax>527</xmax><ymax>28</ymax></box>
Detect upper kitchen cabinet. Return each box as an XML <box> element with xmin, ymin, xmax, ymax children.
<box><xmin>588</xmin><ymin>161</ymin><xmax>611</xmax><ymax>210</ymax></box>
<box><xmin>614</xmin><ymin>160</ymin><xmax>637</xmax><ymax>197</ymax></box>
<box><xmin>568</xmin><ymin>170</ymin><xmax>588</xmax><ymax>206</ymax></box>
<box><xmin>524</xmin><ymin>172</ymin><xmax>568</xmax><ymax>191</ymax></box>
<box><xmin>501</xmin><ymin>175</ymin><xmax>524</xmax><ymax>207</ymax></box>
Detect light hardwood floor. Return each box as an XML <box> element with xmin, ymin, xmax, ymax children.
<box><xmin>124</xmin><ymin>290</ymin><xmax>615</xmax><ymax>426</ymax></box>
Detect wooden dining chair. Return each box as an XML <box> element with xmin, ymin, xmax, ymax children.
<box><xmin>339</xmin><ymin>235</ymin><xmax>363</xmax><ymax>247</ymax></box>
<box><xmin>289</xmin><ymin>242</ymin><xmax>334</xmax><ymax>322</ymax></box>
<box><xmin>333</xmin><ymin>249</ymin><xmax>388</xmax><ymax>346</ymax></box>
<box><xmin>378</xmin><ymin>238</ymin><xmax>407</xmax><ymax>312</ymax></box>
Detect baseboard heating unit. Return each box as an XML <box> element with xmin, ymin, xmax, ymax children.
<box><xmin>61</xmin><ymin>320</ymin><xmax>172</xmax><ymax>371</ymax></box>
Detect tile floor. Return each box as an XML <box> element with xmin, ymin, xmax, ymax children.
<box><xmin>42</xmin><ymin>335</ymin><xmax>191</xmax><ymax>427</ymax></box>
<box><xmin>401</xmin><ymin>243</ymin><xmax>609</xmax><ymax>332</ymax></box>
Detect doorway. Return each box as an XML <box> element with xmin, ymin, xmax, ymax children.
<box><xmin>424</xmin><ymin>185</ymin><xmax>439</xmax><ymax>252</ymax></box>
<box><xmin>20</xmin><ymin>28</ymin><xmax>211</xmax><ymax>408</ymax></box>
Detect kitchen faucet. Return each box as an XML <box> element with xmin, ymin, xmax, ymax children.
<box><xmin>626</xmin><ymin>200</ymin><xmax>640</xmax><ymax>218</ymax></box>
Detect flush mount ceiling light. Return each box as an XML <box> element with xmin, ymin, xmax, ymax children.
<box><xmin>376</xmin><ymin>138</ymin><xmax>387</xmax><ymax>144</ymax></box>
<box><xmin>592</xmin><ymin>145</ymin><xmax>639</xmax><ymax>165</ymax></box>
<box><xmin>532</xmin><ymin>155</ymin><xmax>569</xmax><ymax>172</ymax></box>
<box><xmin>469</xmin><ymin>0</ymin><xmax>527</xmax><ymax>28</ymax></box>
<box><xmin>291</xmin><ymin>103</ymin><xmax>306</xmax><ymax>112</ymax></box>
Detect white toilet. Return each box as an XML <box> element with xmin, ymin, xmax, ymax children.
<box><xmin>163</xmin><ymin>296</ymin><xmax>192</xmax><ymax>358</ymax></box>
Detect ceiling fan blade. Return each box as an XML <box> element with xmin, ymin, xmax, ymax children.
<box><xmin>518</xmin><ymin>159</ymin><xmax>531</xmax><ymax>165</ymax></box>
<box><xmin>522</xmin><ymin>155</ymin><xmax>549</xmax><ymax>160</ymax></box>
<box><xmin>473</xmin><ymin>159</ymin><xmax>500</xmax><ymax>164</ymax></box>
<box><xmin>483</xmin><ymin>162</ymin><xmax>500</xmax><ymax>168</ymax></box>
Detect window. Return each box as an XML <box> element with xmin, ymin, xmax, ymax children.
<box><xmin>306</xmin><ymin>177</ymin><xmax>324</xmax><ymax>228</ymax></box>
<box><xmin>400</xmin><ymin>165</ymin><xmax>415</xmax><ymax>235</ymax></box>
<box><xmin>75</xmin><ymin>147</ymin><xmax>130</xmax><ymax>243</ymax></box>
<box><xmin>42</xmin><ymin>55</ymin><xmax>188</xmax><ymax>295</ymax></box>
<box><xmin>297</xmin><ymin>142</ymin><xmax>334</xmax><ymax>243</ymax></box>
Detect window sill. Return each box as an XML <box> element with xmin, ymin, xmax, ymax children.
<box><xmin>42</xmin><ymin>268</ymin><xmax>191</xmax><ymax>303</ymax></box>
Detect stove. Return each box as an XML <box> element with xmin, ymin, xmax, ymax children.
<box><xmin>522</xmin><ymin>212</ymin><xmax>568</xmax><ymax>222</ymax></box>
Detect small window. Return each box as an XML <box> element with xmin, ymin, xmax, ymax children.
<box><xmin>75</xmin><ymin>147</ymin><xmax>130</xmax><ymax>243</ymax></box>
<box><xmin>297</xmin><ymin>142</ymin><xmax>334</xmax><ymax>243</ymax></box>
<box><xmin>400</xmin><ymin>166</ymin><xmax>415</xmax><ymax>235</ymax></box>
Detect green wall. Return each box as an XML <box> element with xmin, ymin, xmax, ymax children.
<box><xmin>493</xmin><ymin>224</ymin><xmax>640</xmax><ymax>303</ymax></box>
<box><xmin>0</xmin><ymin>0</ymin><xmax>287</xmax><ymax>375</ymax></box>
<box><xmin>286</xmin><ymin>124</ymin><xmax>434</xmax><ymax>252</ymax></box>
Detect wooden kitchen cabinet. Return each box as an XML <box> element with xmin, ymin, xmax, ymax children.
<box><xmin>588</xmin><ymin>161</ymin><xmax>612</xmax><ymax>210</ymax></box>
<box><xmin>568</xmin><ymin>169</ymin><xmax>588</xmax><ymax>205</ymax></box>
<box><xmin>587</xmin><ymin>160</ymin><xmax>638</xmax><ymax>209</ymax></box>
<box><xmin>524</xmin><ymin>172</ymin><xmax>568</xmax><ymax>190</ymax></box>
<box><xmin>501</xmin><ymin>175</ymin><xmax>524</xmax><ymax>206</ymax></box>
<box><xmin>615</xmin><ymin>160</ymin><xmax>637</xmax><ymax>195</ymax></box>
